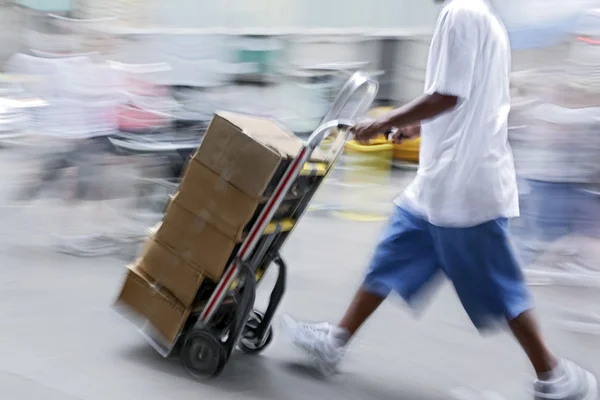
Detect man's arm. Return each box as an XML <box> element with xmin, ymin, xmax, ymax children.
<box><xmin>352</xmin><ymin>93</ymin><xmax>457</xmax><ymax>142</ymax></box>
<box><xmin>376</xmin><ymin>92</ymin><xmax>458</xmax><ymax>133</ymax></box>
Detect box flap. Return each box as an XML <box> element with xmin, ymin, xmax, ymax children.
<box><xmin>116</xmin><ymin>265</ymin><xmax>154</xmax><ymax>317</ymax></box>
<box><xmin>216</xmin><ymin>111</ymin><xmax>297</xmax><ymax>139</ymax></box>
<box><xmin>194</xmin><ymin>115</ymin><xmax>283</xmax><ymax>199</ymax></box>
<box><xmin>215</xmin><ymin>111</ymin><xmax>327</xmax><ymax>161</ymax></box>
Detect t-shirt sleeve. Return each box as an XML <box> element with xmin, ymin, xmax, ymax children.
<box><xmin>425</xmin><ymin>8</ymin><xmax>479</xmax><ymax>101</ymax></box>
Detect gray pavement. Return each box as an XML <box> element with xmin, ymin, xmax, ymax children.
<box><xmin>0</xmin><ymin>150</ymin><xmax>598</xmax><ymax>400</ymax></box>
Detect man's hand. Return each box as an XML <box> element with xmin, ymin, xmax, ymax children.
<box><xmin>390</xmin><ymin>124</ymin><xmax>420</xmax><ymax>144</ymax></box>
<box><xmin>350</xmin><ymin>118</ymin><xmax>387</xmax><ymax>144</ymax></box>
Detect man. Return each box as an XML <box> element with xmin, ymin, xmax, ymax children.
<box><xmin>282</xmin><ymin>0</ymin><xmax>598</xmax><ymax>399</ymax></box>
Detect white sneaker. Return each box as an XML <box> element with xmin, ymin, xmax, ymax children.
<box><xmin>534</xmin><ymin>359</ymin><xmax>598</xmax><ymax>400</ymax></box>
<box><xmin>281</xmin><ymin>314</ymin><xmax>346</xmax><ymax>375</ymax></box>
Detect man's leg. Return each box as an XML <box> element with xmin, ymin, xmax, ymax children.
<box><xmin>282</xmin><ymin>207</ymin><xmax>441</xmax><ymax>373</ymax></box>
<box><xmin>511</xmin><ymin>309</ymin><xmax>597</xmax><ymax>400</ymax></box>
<box><xmin>338</xmin><ymin>289</ymin><xmax>385</xmax><ymax>338</ymax></box>
<box><xmin>508</xmin><ymin>310</ymin><xmax>556</xmax><ymax>378</ymax></box>
<box><xmin>432</xmin><ymin>218</ymin><xmax>597</xmax><ymax>400</ymax></box>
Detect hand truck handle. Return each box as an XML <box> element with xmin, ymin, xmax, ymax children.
<box><xmin>320</xmin><ymin>70</ymin><xmax>379</xmax><ymax>126</ymax></box>
<box><xmin>307</xmin><ymin>70</ymin><xmax>378</xmax><ymax>162</ymax></box>
<box><xmin>305</xmin><ymin>119</ymin><xmax>354</xmax><ymax>151</ymax></box>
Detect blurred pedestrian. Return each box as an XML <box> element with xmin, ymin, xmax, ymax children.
<box><xmin>517</xmin><ymin>83</ymin><xmax>600</xmax><ymax>265</ymax></box>
<box><xmin>282</xmin><ymin>0</ymin><xmax>597</xmax><ymax>399</ymax></box>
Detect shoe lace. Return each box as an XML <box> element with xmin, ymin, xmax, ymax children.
<box><xmin>300</xmin><ymin>323</ymin><xmax>329</xmax><ymax>335</ymax></box>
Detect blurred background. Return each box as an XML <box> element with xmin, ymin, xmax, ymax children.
<box><xmin>1</xmin><ymin>1</ymin><xmax>600</xmax><ymax>399</ymax></box>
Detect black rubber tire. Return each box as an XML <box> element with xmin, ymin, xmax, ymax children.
<box><xmin>180</xmin><ymin>328</ymin><xmax>227</xmax><ymax>378</ymax></box>
<box><xmin>238</xmin><ymin>310</ymin><xmax>274</xmax><ymax>355</ymax></box>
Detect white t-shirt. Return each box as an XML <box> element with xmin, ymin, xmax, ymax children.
<box><xmin>397</xmin><ymin>0</ymin><xmax>519</xmax><ymax>227</ymax></box>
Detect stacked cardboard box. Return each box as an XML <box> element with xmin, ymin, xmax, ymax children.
<box><xmin>115</xmin><ymin>111</ymin><xmax>325</xmax><ymax>346</ymax></box>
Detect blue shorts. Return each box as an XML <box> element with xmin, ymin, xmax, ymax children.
<box><xmin>364</xmin><ymin>206</ymin><xmax>533</xmax><ymax>330</ymax></box>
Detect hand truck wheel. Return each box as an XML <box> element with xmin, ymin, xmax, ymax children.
<box><xmin>180</xmin><ymin>328</ymin><xmax>227</xmax><ymax>378</ymax></box>
<box><xmin>238</xmin><ymin>310</ymin><xmax>273</xmax><ymax>355</ymax></box>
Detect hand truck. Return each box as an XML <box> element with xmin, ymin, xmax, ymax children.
<box><xmin>138</xmin><ymin>71</ymin><xmax>379</xmax><ymax>378</ymax></box>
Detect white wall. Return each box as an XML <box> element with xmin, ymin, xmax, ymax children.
<box><xmin>66</xmin><ymin>0</ymin><xmax>600</xmax><ymax>32</ymax></box>
<box><xmin>16</xmin><ymin>0</ymin><xmax>71</xmax><ymax>12</ymax></box>
<box><xmin>149</xmin><ymin>0</ymin><xmax>442</xmax><ymax>31</ymax></box>
<box><xmin>494</xmin><ymin>0</ymin><xmax>600</xmax><ymax>28</ymax></box>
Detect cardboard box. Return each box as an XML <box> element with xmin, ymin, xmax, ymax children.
<box><xmin>176</xmin><ymin>159</ymin><xmax>299</xmax><ymax>241</ymax></box>
<box><xmin>116</xmin><ymin>265</ymin><xmax>190</xmax><ymax>346</ymax></box>
<box><xmin>137</xmin><ymin>238</ymin><xmax>206</xmax><ymax>306</ymax></box>
<box><xmin>194</xmin><ymin>111</ymin><xmax>325</xmax><ymax>200</ymax></box>
<box><xmin>153</xmin><ymin>199</ymin><xmax>238</xmax><ymax>282</ymax></box>
<box><xmin>176</xmin><ymin>159</ymin><xmax>257</xmax><ymax>240</ymax></box>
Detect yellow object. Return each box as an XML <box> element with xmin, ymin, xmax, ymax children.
<box><xmin>344</xmin><ymin>139</ymin><xmax>392</xmax><ymax>153</ymax></box>
<box><xmin>393</xmin><ymin>138</ymin><xmax>420</xmax><ymax>163</ymax></box>
<box><xmin>332</xmin><ymin>210</ymin><xmax>389</xmax><ymax>222</ymax></box>
<box><xmin>263</xmin><ymin>219</ymin><xmax>295</xmax><ymax>234</ymax></box>
<box><xmin>367</xmin><ymin>106</ymin><xmax>393</xmax><ymax>117</ymax></box>
<box><xmin>355</xmin><ymin>106</ymin><xmax>420</xmax><ymax>164</ymax></box>
<box><xmin>300</xmin><ymin>162</ymin><xmax>328</xmax><ymax>176</ymax></box>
